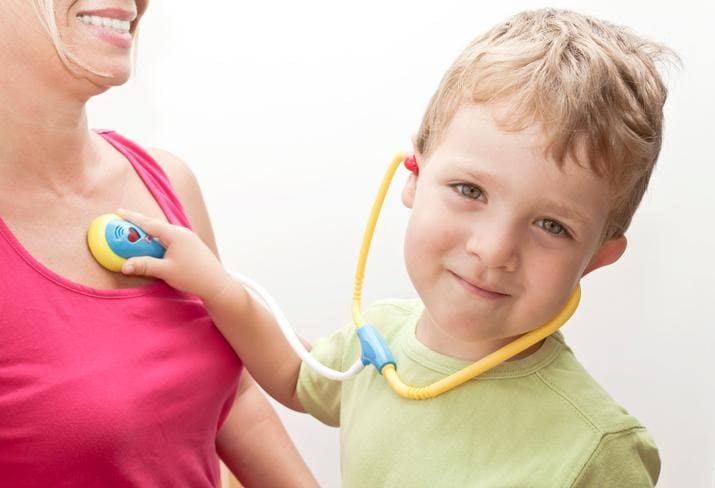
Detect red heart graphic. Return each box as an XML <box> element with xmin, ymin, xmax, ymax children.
<box><xmin>127</xmin><ymin>227</ymin><xmax>140</xmax><ymax>243</ymax></box>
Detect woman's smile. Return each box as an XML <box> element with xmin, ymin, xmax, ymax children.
<box><xmin>77</xmin><ymin>9</ymin><xmax>136</xmax><ymax>48</ymax></box>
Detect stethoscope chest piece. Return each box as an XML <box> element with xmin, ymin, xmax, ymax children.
<box><xmin>87</xmin><ymin>213</ymin><xmax>165</xmax><ymax>272</ymax></box>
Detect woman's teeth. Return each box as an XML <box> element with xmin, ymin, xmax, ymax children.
<box><xmin>77</xmin><ymin>15</ymin><xmax>131</xmax><ymax>34</ymax></box>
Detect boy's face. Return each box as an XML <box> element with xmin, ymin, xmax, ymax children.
<box><xmin>402</xmin><ymin>104</ymin><xmax>626</xmax><ymax>359</ymax></box>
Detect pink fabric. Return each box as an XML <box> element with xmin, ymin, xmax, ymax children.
<box><xmin>0</xmin><ymin>131</ymin><xmax>242</xmax><ymax>487</ymax></box>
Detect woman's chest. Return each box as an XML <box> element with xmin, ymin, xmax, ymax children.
<box><xmin>0</xmin><ymin>187</ymin><xmax>166</xmax><ymax>289</ymax></box>
<box><xmin>0</xmin><ymin>290</ymin><xmax>241</xmax><ymax>458</ymax></box>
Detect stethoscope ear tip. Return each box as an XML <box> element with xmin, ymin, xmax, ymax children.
<box><xmin>404</xmin><ymin>155</ymin><xmax>419</xmax><ymax>175</ymax></box>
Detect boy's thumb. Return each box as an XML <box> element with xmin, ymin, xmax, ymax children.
<box><xmin>122</xmin><ymin>257</ymin><xmax>165</xmax><ymax>278</ymax></box>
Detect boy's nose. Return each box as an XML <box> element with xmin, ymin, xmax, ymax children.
<box><xmin>464</xmin><ymin>221</ymin><xmax>519</xmax><ymax>272</ymax></box>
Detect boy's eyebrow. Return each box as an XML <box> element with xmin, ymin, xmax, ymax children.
<box><xmin>535</xmin><ymin>199</ymin><xmax>592</xmax><ymax>225</ymax></box>
<box><xmin>451</xmin><ymin>161</ymin><xmax>592</xmax><ymax>225</ymax></box>
<box><xmin>451</xmin><ymin>161</ymin><xmax>504</xmax><ymax>191</ymax></box>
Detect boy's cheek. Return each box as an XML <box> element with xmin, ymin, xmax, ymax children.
<box><xmin>404</xmin><ymin>217</ymin><xmax>454</xmax><ymax>263</ymax></box>
<box><xmin>401</xmin><ymin>173</ymin><xmax>418</xmax><ymax>208</ymax></box>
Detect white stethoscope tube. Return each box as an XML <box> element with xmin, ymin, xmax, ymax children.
<box><xmin>229</xmin><ymin>271</ymin><xmax>365</xmax><ymax>381</ymax></box>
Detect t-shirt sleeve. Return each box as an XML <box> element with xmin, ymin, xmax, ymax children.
<box><xmin>296</xmin><ymin>322</ymin><xmax>358</xmax><ymax>427</ymax></box>
<box><xmin>573</xmin><ymin>428</ymin><xmax>661</xmax><ymax>487</ymax></box>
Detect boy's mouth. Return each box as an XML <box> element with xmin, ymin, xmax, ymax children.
<box><xmin>448</xmin><ymin>271</ymin><xmax>510</xmax><ymax>299</ymax></box>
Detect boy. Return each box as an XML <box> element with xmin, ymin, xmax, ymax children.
<box><xmin>120</xmin><ymin>9</ymin><xmax>671</xmax><ymax>486</ymax></box>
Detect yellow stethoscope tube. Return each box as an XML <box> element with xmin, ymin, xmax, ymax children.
<box><xmin>352</xmin><ymin>153</ymin><xmax>581</xmax><ymax>400</ymax></box>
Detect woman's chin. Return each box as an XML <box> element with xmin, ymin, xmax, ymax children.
<box><xmin>77</xmin><ymin>63</ymin><xmax>133</xmax><ymax>91</ymax></box>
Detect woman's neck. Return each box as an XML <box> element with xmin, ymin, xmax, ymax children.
<box><xmin>0</xmin><ymin>82</ymin><xmax>102</xmax><ymax>195</ymax></box>
<box><xmin>0</xmin><ymin>16</ymin><xmax>112</xmax><ymax>194</ymax></box>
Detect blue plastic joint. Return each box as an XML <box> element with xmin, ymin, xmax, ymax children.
<box><xmin>357</xmin><ymin>325</ymin><xmax>396</xmax><ymax>374</ymax></box>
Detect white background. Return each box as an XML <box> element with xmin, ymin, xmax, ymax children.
<box><xmin>88</xmin><ymin>1</ymin><xmax>714</xmax><ymax>486</ymax></box>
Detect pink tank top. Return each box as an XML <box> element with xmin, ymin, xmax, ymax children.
<box><xmin>0</xmin><ymin>131</ymin><xmax>242</xmax><ymax>487</ymax></box>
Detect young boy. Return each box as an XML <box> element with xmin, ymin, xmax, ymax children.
<box><xmin>119</xmin><ymin>9</ymin><xmax>671</xmax><ymax>486</ymax></box>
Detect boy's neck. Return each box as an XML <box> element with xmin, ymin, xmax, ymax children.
<box><xmin>414</xmin><ymin>311</ymin><xmax>543</xmax><ymax>363</ymax></box>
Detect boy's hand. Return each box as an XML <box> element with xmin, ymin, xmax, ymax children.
<box><xmin>116</xmin><ymin>208</ymin><xmax>232</xmax><ymax>302</ymax></box>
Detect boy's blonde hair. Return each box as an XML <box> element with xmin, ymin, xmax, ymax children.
<box><xmin>416</xmin><ymin>9</ymin><xmax>676</xmax><ymax>240</ymax></box>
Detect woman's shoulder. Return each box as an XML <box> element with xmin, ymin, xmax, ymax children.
<box><xmin>144</xmin><ymin>148</ymin><xmax>199</xmax><ymax>201</ymax></box>
<box><xmin>145</xmin><ymin>147</ymin><xmax>218</xmax><ymax>253</ymax></box>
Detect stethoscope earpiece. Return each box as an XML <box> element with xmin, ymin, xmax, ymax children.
<box><xmin>404</xmin><ymin>154</ymin><xmax>419</xmax><ymax>175</ymax></box>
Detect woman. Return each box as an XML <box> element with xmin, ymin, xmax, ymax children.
<box><xmin>0</xmin><ymin>1</ymin><xmax>317</xmax><ymax>486</ymax></box>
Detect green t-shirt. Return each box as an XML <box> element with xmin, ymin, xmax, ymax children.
<box><xmin>297</xmin><ymin>299</ymin><xmax>660</xmax><ymax>487</ymax></box>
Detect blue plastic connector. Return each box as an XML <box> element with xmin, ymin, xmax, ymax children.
<box><xmin>357</xmin><ymin>325</ymin><xmax>396</xmax><ymax>374</ymax></box>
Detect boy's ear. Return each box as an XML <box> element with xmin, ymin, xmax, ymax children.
<box><xmin>402</xmin><ymin>136</ymin><xmax>422</xmax><ymax>209</ymax></box>
<box><xmin>582</xmin><ymin>236</ymin><xmax>627</xmax><ymax>277</ymax></box>
<box><xmin>401</xmin><ymin>173</ymin><xmax>418</xmax><ymax>208</ymax></box>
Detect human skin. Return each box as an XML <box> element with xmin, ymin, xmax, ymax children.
<box><xmin>0</xmin><ymin>1</ymin><xmax>317</xmax><ymax>486</ymax></box>
<box><xmin>115</xmin><ymin>102</ymin><xmax>626</xmax><ymax>410</ymax></box>
<box><xmin>402</xmin><ymin>104</ymin><xmax>626</xmax><ymax>361</ymax></box>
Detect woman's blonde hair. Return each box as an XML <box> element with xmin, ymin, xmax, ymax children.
<box><xmin>32</xmin><ymin>0</ymin><xmax>72</xmax><ymax>65</ymax></box>
<box><xmin>416</xmin><ymin>9</ymin><xmax>678</xmax><ymax>240</ymax></box>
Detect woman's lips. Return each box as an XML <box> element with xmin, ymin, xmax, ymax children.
<box><xmin>80</xmin><ymin>24</ymin><xmax>133</xmax><ymax>49</ymax></box>
<box><xmin>77</xmin><ymin>9</ymin><xmax>137</xmax><ymax>21</ymax></box>
<box><xmin>77</xmin><ymin>10</ymin><xmax>136</xmax><ymax>49</ymax></box>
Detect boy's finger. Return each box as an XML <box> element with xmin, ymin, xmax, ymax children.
<box><xmin>116</xmin><ymin>208</ymin><xmax>176</xmax><ymax>245</ymax></box>
<box><xmin>121</xmin><ymin>256</ymin><xmax>168</xmax><ymax>279</ymax></box>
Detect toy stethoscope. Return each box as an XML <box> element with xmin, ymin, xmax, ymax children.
<box><xmin>87</xmin><ymin>153</ymin><xmax>581</xmax><ymax>400</ymax></box>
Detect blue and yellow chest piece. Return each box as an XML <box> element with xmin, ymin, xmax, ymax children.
<box><xmin>87</xmin><ymin>213</ymin><xmax>165</xmax><ymax>272</ymax></box>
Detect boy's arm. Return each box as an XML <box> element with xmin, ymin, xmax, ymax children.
<box><xmin>202</xmin><ymin>272</ymin><xmax>306</xmax><ymax>411</ymax></box>
<box><xmin>117</xmin><ymin>207</ymin><xmax>305</xmax><ymax>411</ymax></box>
<box><xmin>117</xmin><ymin>144</ymin><xmax>309</xmax><ymax>410</ymax></box>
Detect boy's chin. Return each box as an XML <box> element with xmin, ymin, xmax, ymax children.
<box><xmin>434</xmin><ymin>305</ymin><xmax>552</xmax><ymax>344</ymax></box>
<box><xmin>428</xmin><ymin>312</ymin><xmax>518</xmax><ymax>344</ymax></box>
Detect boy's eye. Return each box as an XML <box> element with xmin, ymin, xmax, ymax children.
<box><xmin>452</xmin><ymin>183</ymin><xmax>484</xmax><ymax>200</ymax></box>
<box><xmin>536</xmin><ymin>218</ymin><xmax>569</xmax><ymax>237</ymax></box>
